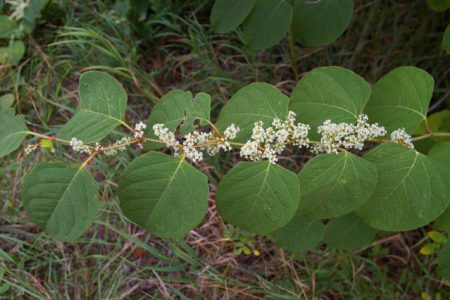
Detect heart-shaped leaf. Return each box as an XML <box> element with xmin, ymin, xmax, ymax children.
<box><xmin>22</xmin><ymin>163</ymin><xmax>99</xmax><ymax>241</ymax></box>
<box><xmin>57</xmin><ymin>71</ymin><xmax>128</xmax><ymax>143</ymax></box>
<box><xmin>297</xmin><ymin>152</ymin><xmax>377</xmax><ymax>219</ymax></box>
<box><xmin>292</xmin><ymin>0</ymin><xmax>354</xmax><ymax>46</ymax></box>
<box><xmin>241</xmin><ymin>0</ymin><xmax>293</xmax><ymax>49</ymax></box>
<box><xmin>356</xmin><ymin>143</ymin><xmax>450</xmax><ymax>231</ymax></box>
<box><xmin>144</xmin><ymin>90</ymin><xmax>211</xmax><ymax>149</ymax></box>
<box><xmin>216</xmin><ymin>83</ymin><xmax>289</xmax><ymax>142</ymax></box>
<box><xmin>364</xmin><ymin>66</ymin><xmax>434</xmax><ymax>133</ymax></box>
<box><xmin>118</xmin><ymin>152</ymin><xmax>209</xmax><ymax>239</ymax></box>
<box><xmin>216</xmin><ymin>161</ymin><xmax>300</xmax><ymax>234</ymax></box>
<box><xmin>0</xmin><ymin>113</ymin><xmax>28</xmax><ymax>157</ymax></box>
<box><xmin>210</xmin><ymin>0</ymin><xmax>256</xmax><ymax>33</ymax></box>
<box><xmin>290</xmin><ymin>67</ymin><xmax>371</xmax><ymax>139</ymax></box>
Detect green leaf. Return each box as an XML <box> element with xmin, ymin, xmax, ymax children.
<box><xmin>364</xmin><ymin>66</ymin><xmax>434</xmax><ymax>133</ymax></box>
<box><xmin>426</xmin><ymin>0</ymin><xmax>450</xmax><ymax>12</ymax></box>
<box><xmin>428</xmin><ymin>231</ymin><xmax>447</xmax><ymax>244</ymax></box>
<box><xmin>118</xmin><ymin>152</ymin><xmax>209</xmax><ymax>239</ymax></box>
<box><xmin>0</xmin><ymin>15</ymin><xmax>18</xmax><ymax>39</ymax></box>
<box><xmin>443</xmin><ymin>25</ymin><xmax>450</xmax><ymax>55</ymax></box>
<box><xmin>438</xmin><ymin>239</ymin><xmax>450</xmax><ymax>280</ymax></box>
<box><xmin>0</xmin><ymin>94</ymin><xmax>15</xmax><ymax>115</ymax></box>
<box><xmin>324</xmin><ymin>213</ymin><xmax>377</xmax><ymax>250</ymax></box>
<box><xmin>0</xmin><ymin>113</ymin><xmax>28</xmax><ymax>157</ymax></box>
<box><xmin>210</xmin><ymin>0</ymin><xmax>256</xmax><ymax>33</ymax></box>
<box><xmin>356</xmin><ymin>143</ymin><xmax>450</xmax><ymax>231</ymax></box>
<box><xmin>297</xmin><ymin>152</ymin><xmax>377</xmax><ymax>219</ymax></box>
<box><xmin>272</xmin><ymin>216</ymin><xmax>324</xmax><ymax>252</ymax></box>
<box><xmin>292</xmin><ymin>0</ymin><xmax>354</xmax><ymax>47</ymax></box>
<box><xmin>0</xmin><ymin>41</ymin><xmax>25</xmax><ymax>65</ymax></box>
<box><xmin>241</xmin><ymin>0</ymin><xmax>293</xmax><ymax>49</ymax></box>
<box><xmin>57</xmin><ymin>71</ymin><xmax>128</xmax><ymax>143</ymax></box>
<box><xmin>216</xmin><ymin>161</ymin><xmax>300</xmax><ymax>234</ymax></box>
<box><xmin>290</xmin><ymin>67</ymin><xmax>371</xmax><ymax>139</ymax></box>
<box><xmin>22</xmin><ymin>163</ymin><xmax>98</xmax><ymax>241</ymax></box>
<box><xmin>420</xmin><ymin>243</ymin><xmax>441</xmax><ymax>255</ymax></box>
<box><xmin>428</xmin><ymin>142</ymin><xmax>450</xmax><ymax>168</ymax></box>
<box><xmin>216</xmin><ymin>83</ymin><xmax>289</xmax><ymax>142</ymax></box>
<box><xmin>144</xmin><ymin>90</ymin><xmax>211</xmax><ymax>150</ymax></box>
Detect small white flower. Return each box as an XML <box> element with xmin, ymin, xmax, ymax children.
<box><xmin>251</xmin><ymin>121</ymin><xmax>265</xmax><ymax>143</ymax></box>
<box><xmin>24</xmin><ymin>144</ymin><xmax>38</xmax><ymax>155</ymax></box>
<box><xmin>69</xmin><ymin>138</ymin><xmax>92</xmax><ymax>154</ymax></box>
<box><xmin>134</xmin><ymin>121</ymin><xmax>147</xmax><ymax>138</ymax></box>
<box><xmin>315</xmin><ymin>114</ymin><xmax>386</xmax><ymax>154</ymax></box>
<box><xmin>390</xmin><ymin>128</ymin><xmax>414</xmax><ymax>149</ymax></box>
<box><xmin>224</xmin><ymin>124</ymin><xmax>240</xmax><ymax>140</ymax></box>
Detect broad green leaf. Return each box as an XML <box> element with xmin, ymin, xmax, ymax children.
<box><xmin>364</xmin><ymin>66</ymin><xmax>434</xmax><ymax>133</ymax></box>
<box><xmin>22</xmin><ymin>163</ymin><xmax>98</xmax><ymax>241</ymax></box>
<box><xmin>292</xmin><ymin>0</ymin><xmax>354</xmax><ymax>47</ymax></box>
<box><xmin>426</xmin><ymin>0</ymin><xmax>450</xmax><ymax>12</ymax></box>
<box><xmin>438</xmin><ymin>239</ymin><xmax>450</xmax><ymax>280</ymax></box>
<box><xmin>0</xmin><ymin>41</ymin><xmax>25</xmax><ymax>65</ymax></box>
<box><xmin>297</xmin><ymin>152</ymin><xmax>377</xmax><ymax>219</ymax></box>
<box><xmin>0</xmin><ymin>15</ymin><xmax>18</xmax><ymax>39</ymax></box>
<box><xmin>443</xmin><ymin>25</ymin><xmax>450</xmax><ymax>55</ymax></box>
<box><xmin>216</xmin><ymin>83</ymin><xmax>289</xmax><ymax>142</ymax></box>
<box><xmin>118</xmin><ymin>152</ymin><xmax>209</xmax><ymax>239</ymax></box>
<box><xmin>57</xmin><ymin>71</ymin><xmax>127</xmax><ymax>143</ymax></box>
<box><xmin>210</xmin><ymin>0</ymin><xmax>256</xmax><ymax>33</ymax></box>
<box><xmin>290</xmin><ymin>67</ymin><xmax>371</xmax><ymax>139</ymax></box>
<box><xmin>324</xmin><ymin>213</ymin><xmax>377</xmax><ymax>250</ymax></box>
<box><xmin>272</xmin><ymin>216</ymin><xmax>324</xmax><ymax>252</ymax></box>
<box><xmin>428</xmin><ymin>142</ymin><xmax>450</xmax><ymax>168</ymax></box>
<box><xmin>0</xmin><ymin>113</ymin><xmax>28</xmax><ymax>157</ymax></box>
<box><xmin>144</xmin><ymin>90</ymin><xmax>211</xmax><ymax>150</ymax></box>
<box><xmin>0</xmin><ymin>94</ymin><xmax>15</xmax><ymax>115</ymax></box>
<box><xmin>216</xmin><ymin>161</ymin><xmax>300</xmax><ymax>234</ymax></box>
<box><xmin>241</xmin><ymin>0</ymin><xmax>293</xmax><ymax>49</ymax></box>
<box><xmin>356</xmin><ymin>143</ymin><xmax>450</xmax><ymax>231</ymax></box>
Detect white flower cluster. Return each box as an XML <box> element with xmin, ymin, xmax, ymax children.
<box><xmin>70</xmin><ymin>138</ymin><xmax>92</xmax><ymax>155</ymax></box>
<box><xmin>390</xmin><ymin>128</ymin><xmax>414</xmax><ymax>149</ymax></box>
<box><xmin>103</xmin><ymin>137</ymin><xmax>133</xmax><ymax>156</ymax></box>
<box><xmin>134</xmin><ymin>121</ymin><xmax>146</xmax><ymax>138</ymax></box>
<box><xmin>152</xmin><ymin>123</ymin><xmax>240</xmax><ymax>162</ymax></box>
<box><xmin>313</xmin><ymin>114</ymin><xmax>387</xmax><ymax>154</ymax></box>
<box><xmin>240</xmin><ymin>111</ymin><xmax>310</xmax><ymax>163</ymax></box>
<box><xmin>24</xmin><ymin>144</ymin><xmax>38</xmax><ymax>155</ymax></box>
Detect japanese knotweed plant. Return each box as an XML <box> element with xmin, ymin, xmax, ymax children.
<box><xmin>3</xmin><ymin>66</ymin><xmax>450</xmax><ymax>277</ymax></box>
